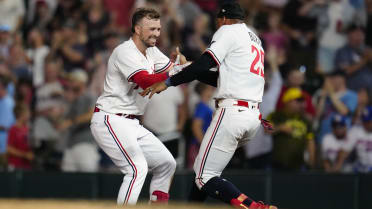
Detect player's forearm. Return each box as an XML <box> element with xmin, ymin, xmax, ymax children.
<box><xmin>168</xmin><ymin>52</ymin><xmax>218</xmax><ymax>87</ymax></box>
<box><xmin>132</xmin><ymin>71</ymin><xmax>168</xmax><ymax>89</ymax></box>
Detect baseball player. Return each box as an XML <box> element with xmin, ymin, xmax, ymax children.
<box><xmin>90</xmin><ymin>8</ymin><xmax>184</xmax><ymax>205</ymax></box>
<box><xmin>343</xmin><ymin>106</ymin><xmax>372</xmax><ymax>172</ymax></box>
<box><xmin>142</xmin><ymin>3</ymin><xmax>277</xmax><ymax>209</ymax></box>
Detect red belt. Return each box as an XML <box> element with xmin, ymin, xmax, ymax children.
<box><xmin>215</xmin><ymin>99</ymin><xmax>259</xmax><ymax>109</ymax></box>
<box><xmin>94</xmin><ymin>107</ymin><xmax>138</xmax><ymax>119</ymax></box>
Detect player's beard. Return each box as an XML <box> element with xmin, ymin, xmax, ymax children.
<box><xmin>141</xmin><ymin>35</ymin><xmax>157</xmax><ymax>48</ymax></box>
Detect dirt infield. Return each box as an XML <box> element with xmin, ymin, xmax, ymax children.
<box><xmin>0</xmin><ymin>199</ymin><xmax>232</xmax><ymax>209</ymax></box>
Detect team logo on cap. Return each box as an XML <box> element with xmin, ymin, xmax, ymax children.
<box><xmin>222</xmin><ymin>9</ymin><xmax>226</xmax><ymax>12</ymax></box>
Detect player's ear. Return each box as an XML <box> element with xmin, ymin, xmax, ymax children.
<box><xmin>134</xmin><ymin>25</ymin><xmax>141</xmax><ymax>35</ymax></box>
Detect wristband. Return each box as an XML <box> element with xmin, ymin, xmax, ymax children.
<box><xmin>165</xmin><ymin>78</ymin><xmax>172</xmax><ymax>87</ymax></box>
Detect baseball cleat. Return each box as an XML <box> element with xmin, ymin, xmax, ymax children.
<box><xmin>248</xmin><ymin>201</ymin><xmax>278</xmax><ymax>209</ymax></box>
<box><xmin>150</xmin><ymin>190</ymin><xmax>169</xmax><ymax>204</ymax></box>
<box><xmin>231</xmin><ymin>198</ymin><xmax>278</xmax><ymax>209</ymax></box>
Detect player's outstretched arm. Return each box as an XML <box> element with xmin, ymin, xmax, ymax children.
<box><xmin>140</xmin><ymin>81</ymin><xmax>168</xmax><ymax>98</ymax></box>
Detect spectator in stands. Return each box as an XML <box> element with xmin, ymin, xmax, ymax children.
<box><xmin>83</xmin><ymin>0</ymin><xmax>110</xmax><ymax>55</ymax></box>
<box><xmin>8</xmin><ymin>43</ymin><xmax>32</xmax><ymax>81</ymax></box>
<box><xmin>32</xmin><ymin>59</ymin><xmax>64</xmax><ymax>170</ymax></box>
<box><xmin>188</xmin><ymin>82</ymin><xmax>214</xmax><ymax>169</ymax></box>
<box><xmin>183</xmin><ymin>13</ymin><xmax>211</xmax><ymax>60</ymax></box>
<box><xmin>299</xmin><ymin>0</ymin><xmax>355</xmax><ymax>74</ymax></box>
<box><xmin>0</xmin><ymin>25</ymin><xmax>12</xmax><ymax>62</ymax></box>
<box><xmin>0</xmin><ymin>63</ymin><xmax>16</xmax><ymax>97</ymax></box>
<box><xmin>143</xmin><ymin>84</ymin><xmax>187</xmax><ymax>167</ymax></box>
<box><xmin>269</xmin><ymin>87</ymin><xmax>316</xmax><ymax>170</ymax></box>
<box><xmin>334</xmin><ymin>24</ymin><xmax>372</xmax><ymax>91</ymax></box>
<box><xmin>88</xmin><ymin>33</ymin><xmax>120</xmax><ymax>98</ymax></box>
<box><xmin>51</xmin><ymin>0</ymin><xmax>83</xmax><ymax>30</ymax></box>
<box><xmin>7</xmin><ymin>103</ymin><xmax>34</xmax><ymax>171</ymax></box>
<box><xmin>343</xmin><ymin>106</ymin><xmax>372</xmax><ymax>173</ymax></box>
<box><xmin>59</xmin><ymin>70</ymin><xmax>99</xmax><ymax>172</ymax></box>
<box><xmin>316</xmin><ymin>71</ymin><xmax>358</xmax><ymax>142</ymax></box>
<box><xmin>261</xmin><ymin>10</ymin><xmax>288</xmax><ymax>66</ymax></box>
<box><xmin>353</xmin><ymin>87</ymin><xmax>372</xmax><ymax>125</ymax></box>
<box><xmin>32</xmin><ymin>100</ymin><xmax>64</xmax><ymax>171</ymax></box>
<box><xmin>282</xmin><ymin>0</ymin><xmax>317</xmax><ymax>69</ymax></box>
<box><xmin>35</xmin><ymin>59</ymin><xmax>63</xmax><ymax>114</ymax></box>
<box><xmin>0</xmin><ymin>75</ymin><xmax>15</xmax><ymax>170</ymax></box>
<box><xmin>322</xmin><ymin>114</ymin><xmax>353</xmax><ymax>173</ymax></box>
<box><xmin>178</xmin><ymin>0</ymin><xmax>202</xmax><ymax>30</ymax></box>
<box><xmin>26</xmin><ymin>28</ymin><xmax>50</xmax><ymax>87</ymax></box>
<box><xmin>244</xmin><ymin>48</ymin><xmax>283</xmax><ymax>169</ymax></box>
<box><xmin>0</xmin><ymin>0</ymin><xmax>25</xmax><ymax>32</ymax></box>
<box><xmin>276</xmin><ymin>68</ymin><xmax>316</xmax><ymax>120</ymax></box>
<box><xmin>366</xmin><ymin>0</ymin><xmax>372</xmax><ymax>46</ymax></box>
<box><xmin>15</xmin><ymin>79</ymin><xmax>33</xmax><ymax>107</ymax></box>
<box><xmin>103</xmin><ymin>0</ymin><xmax>135</xmax><ymax>35</ymax></box>
<box><xmin>49</xmin><ymin>21</ymin><xmax>87</xmax><ymax>72</ymax></box>
<box><xmin>27</xmin><ymin>0</ymin><xmax>55</xmax><ymax>33</ymax></box>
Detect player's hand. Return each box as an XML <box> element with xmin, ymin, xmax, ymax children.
<box><xmin>140</xmin><ymin>81</ymin><xmax>168</xmax><ymax>98</ymax></box>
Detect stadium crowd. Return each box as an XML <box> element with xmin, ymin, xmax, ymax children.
<box><xmin>0</xmin><ymin>0</ymin><xmax>372</xmax><ymax>174</ymax></box>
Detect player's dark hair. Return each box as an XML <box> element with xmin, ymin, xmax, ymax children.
<box><xmin>131</xmin><ymin>8</ymin><xmax>160</xmax><ymax>33</ymax></box>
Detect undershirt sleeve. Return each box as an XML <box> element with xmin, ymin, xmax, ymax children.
<box><xmin>169</xmin><ymin>52</ymin><xmax>218</xmax><ymax>87</ymax></box>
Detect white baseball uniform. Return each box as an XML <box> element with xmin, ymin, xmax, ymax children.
<box><xmin>321</xmin><ymin>133</ymin><xmax>349</xmax><ymax>165</ymax></box>
<box><xmin>90</xmin><ymin>38</ymin><xmax>176</xmax><ymax>205</ymax></box>
<box><xmin>344</xmin><ymin>126</ymin><xmax>372</xmax><ymax>172</ymax></box>
<box><xmin>193</xmin><ymin>23</ymin><xmax>265</xmax><ymax>188</ymax></box>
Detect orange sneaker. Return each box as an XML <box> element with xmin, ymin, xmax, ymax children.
<box><xmin>249</xmin><ymin>201</ymin><xmax>278</xmax><ymax>209</ymax></box>
<box><xmin>231</xmin><ymin>199</ymin><xmax>278</xmax><ymax>209</ymax></box>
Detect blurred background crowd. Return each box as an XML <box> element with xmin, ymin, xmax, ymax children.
<box><xmin>0</xmin><ymin>0</ymin><xmax>372</xmax><ymax>174</ymax></box>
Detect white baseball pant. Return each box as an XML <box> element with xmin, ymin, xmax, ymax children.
<box><xmin>193</xmin><ymin>101</ymin><xmax>261</xmax><ymax>189</ymax></box>
<box><xmin>90</xmin><ymin>111</ymin><xmax>176</xmax><ymax>205</ymax></box>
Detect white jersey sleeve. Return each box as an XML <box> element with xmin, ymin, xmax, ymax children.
<box><xmin>344</xmin><ymin>127</ymin><xmax>359</xmax><ymax>152</ymax></box>
<box><xmin>205</xmin><ymin>26</ymin><xmax>235</xmax><ymax>66</ymax></box>
<box><xmin>114</xmin><ymin>50</ymin><xmax>147</xmax><ymax>82</ymax></box>
<box><xmin>152</xmin><ymin>47</ymin><xmax>172</xmax><ymax>73</ymax></box>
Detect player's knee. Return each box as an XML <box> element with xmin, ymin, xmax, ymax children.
<box><xmin>137</xmin><ymin>162</ymin><xmax>149</xmax><ymax>176</ymax></box>
<box><xmin>158</xmin><ymin>155</ymin><xmax>176</xmax><ymax>173</ymax></box>
<box><xmin>167</xmin><ymin>157</ymin><xmax>177</xmax><ymax>173</ymax></box>
<box><xmin>194</xmin><ymin>173</ymin><xmax>216</xmax><ymax>190</ymax></box>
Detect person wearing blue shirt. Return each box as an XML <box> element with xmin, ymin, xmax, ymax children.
<box><xmin>0</xmin><ymin>76</ymin><xmax>16</xmax><ymax>170</ymax></box>
<box><xmin>188</xmin><ymin>82</ymin><xmax>214</xmax><ymax>169</ymax></box>
<box><xmin>334</xmin><ymin>25</ymin><xmax>372</xmax><ymax>91</ymax></box>
<box><xmin>316</xmin><ymin>71</ymin><xmax>358</xmax><ymax>142</ymax></box>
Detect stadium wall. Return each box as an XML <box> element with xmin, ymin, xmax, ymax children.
<box><xmin>0</xmin><ymin>170</ymin><xmax>371</xmax><ymax>209</ymax></box>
